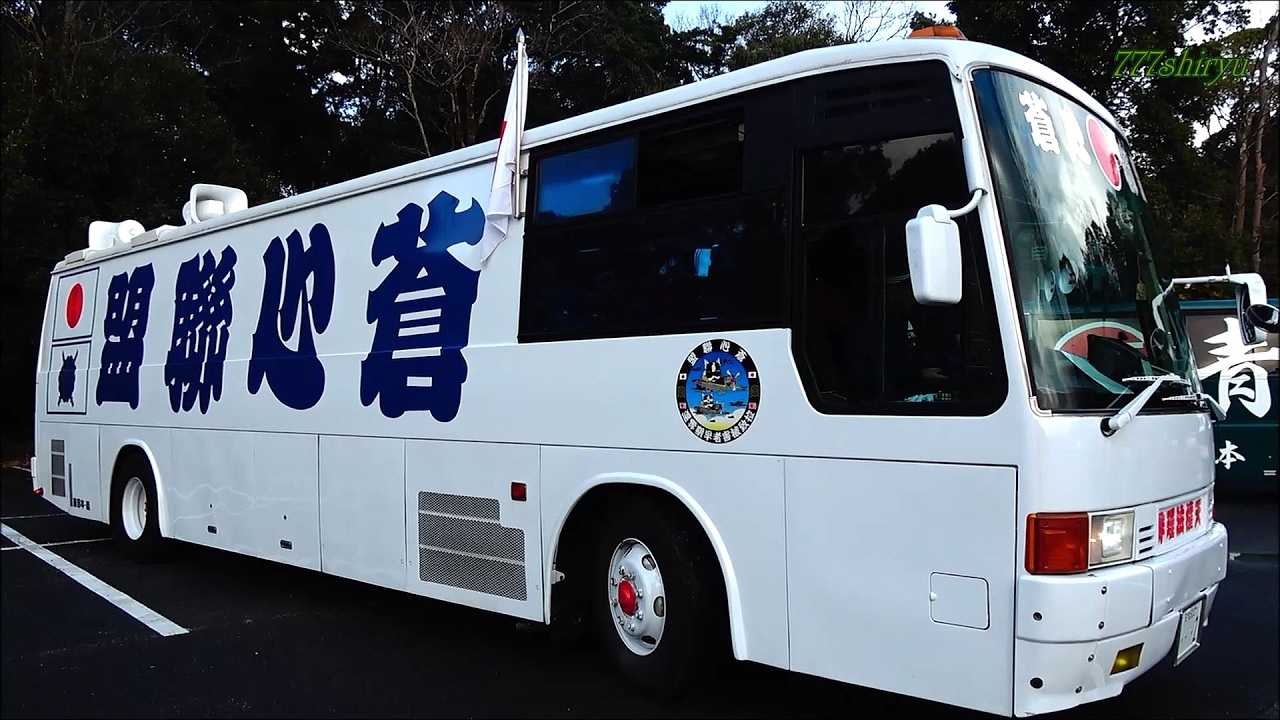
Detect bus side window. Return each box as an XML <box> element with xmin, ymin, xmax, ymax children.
<box><xmin>795</xmin><ymin>133</ymin><xmax>1006</xmax><ymax>415</ymax></box>
<box><xmin>520</xmin><ymin>107</ymin><xmax>786</xmax><ymax>342</ymax></box>
<box><xmin>535</xmin><ymin>138</ymin><xmax>636</xmax><ymax>223</ymax></box>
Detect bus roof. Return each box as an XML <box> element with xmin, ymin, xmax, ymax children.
<box><xmin>58</xmin><ymin>37</ymin><xmax>1117</xmax><ymax>273</ymax></box>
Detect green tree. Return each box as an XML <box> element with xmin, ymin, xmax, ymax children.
<box><xmin>328</xmin><ymin>0</ymin><xmax>687</xmax><ymax>162</ymax></box>
<box><xmin>124</xmin><ymin>0</ymin><xmax>355</xmax><ymax>195</ymax></box>
<box><xmin>908</xmin><ymin>10</ymin><xmax>953</xmax><ymax>31</ymax></box>
<box><xmin>1</xmin><ymin>0</ymin><xmax>268</xmax><ymax>447</ymax></box>
<box><xmin>677</xmin><ymin>0</ymin><xmax>912</xmax><ymax>78</ymax></box>
<box><xmin>947</xmin><ymin>0</ymin><xmax>1276</xmax><ymax>295</ymax></box>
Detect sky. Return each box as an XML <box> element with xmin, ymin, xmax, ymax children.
<box><xmin>662</xmin><ymin>1</ymin><xmax>953</xmax><ymax>32</ymax></box>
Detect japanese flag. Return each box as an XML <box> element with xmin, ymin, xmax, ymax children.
<box><xmin>481</xmin><ymin>29</ymin><xmax>529</xmax><ymax>263</ymax></box>
<box><xmin>52</xmin><ymin>269</ymin><xmax>99</xmax><ymax>342</ymax></box>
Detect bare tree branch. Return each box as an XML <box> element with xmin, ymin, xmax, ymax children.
<box><xmin>334</xmin><ymin>0</ymin><xmax>514</xmax><ymax>154</ymax></box>
<box><xmin>837</xmin><ymin>0</ymin><xmax>913</xmax><ymax>43</ymax></box>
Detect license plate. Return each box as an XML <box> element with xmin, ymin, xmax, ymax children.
<box><xmin>1174</xmin><ymin>597</ymin><xmax>1204</xmax><ymax>665</ymax></box>
<box><xmin>1158</xmin><ymin>496</ymin><xmax>1204</xmax><ymax>545</ymax></box>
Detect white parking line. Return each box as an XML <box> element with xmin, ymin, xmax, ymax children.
<box><xmin>1</xmin><ymin>537</ymin><xmax>110</xmax><ymax>551</ymax></box>
<box><xmin>1</xmin><ymin>523</ymin><xmax>188</xmax><ymax>637</ymax></box>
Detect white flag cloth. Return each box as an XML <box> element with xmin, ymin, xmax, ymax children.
<box><xmin>481</xmin><ymin>29</ymin><xmax>529</xmax><ymax>263</ymax></box>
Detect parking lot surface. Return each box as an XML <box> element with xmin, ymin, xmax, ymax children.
<box><xmin>2</xmin><ymin>468</ymin><xmax>1276</xmax><ymax>719</ymax></box>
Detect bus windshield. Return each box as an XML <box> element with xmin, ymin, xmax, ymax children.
<box><xmin>972</xmin><ymin>68</ymin><xmax>1199</xmax><ymax>412</ymax></box>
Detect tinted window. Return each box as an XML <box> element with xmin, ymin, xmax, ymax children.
<box><xmin>803</xmin><ymin>133</ymin><xmax>965</xmax><ymax>226</ymax></box>
<box><xmin>520</xmin><ymin>192</ymin><xmax>785</xmax><ymax>340</ymax></box>
<box><xmin>637</xmin><ymin>112</ymin><xmax>744</xmax><ymax>207</ymax></box>
<box><xmin>535</xmin><ymin>137</ymin><xmax>636</xmax><ymax>221</ymax></box>
<box><xmin>795</xmin><ymin>134</ymin><xmax>1006</xmax><ymax>414</ymax></box>
<box><xmin>522</xmin><ymin>105</ymin><xmax>776</xmax><ymax>342</ymax></box>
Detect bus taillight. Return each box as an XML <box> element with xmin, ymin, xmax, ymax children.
<box><xmin>1026</xmin><ymin>512</ymin><xmax>1090</xmax><ymax>574</ymax></box>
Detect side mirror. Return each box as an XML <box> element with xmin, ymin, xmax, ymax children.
<box><xmin>1234</xmin><ymin>284</ymin><xmax>1258</xmax><ymax>345</ymax></box>
<box><xmin>1232</xmin><ymin>271</ymin><xmax>1273</xmax><ymax>345</ymax></box>
<box><xmin>1245</xmin><ymin>302</ymin><xmax>1280</xmax><ymax>334</ymax></box>
<box><xmin>905</xmin><ymin>204</ymin><xmax>963</xmax><ymax>305</ymax></box>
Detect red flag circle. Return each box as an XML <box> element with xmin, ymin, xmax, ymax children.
<box><xmin>1087</xmin><ymin>115</ymin><xmax>1122</xmax><ymax>190</ymax></box>
<box><xmin>66</xmin><ymin>283</ymin><xmax>84</xmax><ymax>329</ymax></box>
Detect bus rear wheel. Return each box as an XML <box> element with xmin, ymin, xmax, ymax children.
<box><xmin>590</xmin><ymin>491</ymin><xmax>727</xmax><ymax>699</ymax></box>
<box><xmin>110</xmin><ymin>453</ymin><xmax>166</xmax><ymax>562</ymax></box>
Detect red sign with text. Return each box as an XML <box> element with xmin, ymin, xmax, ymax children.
<box><xmin>1158</xmin><ymin>497</ymin><xmax>1203</xmax><ymax>544</ymax></box>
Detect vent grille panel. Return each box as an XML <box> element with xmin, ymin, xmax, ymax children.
<box><xmin>419</xmin><ymin>491</ymin><xmax>500</xmax><ymax>520</ymax></box>
<box><xmin>819</xmin><ymin>79</ymin><xmax>935</xmax><ymax>122</ymax></box>
<box><xmin>419</xmin><ymin>514</ymin><xmax>524</xmax><ymax>562</ymax></box>
<box><xmin>1137</xmin><ymin>523</ymin><xmax>1155</xmax><ymax>557</ymax></box>
<box><xmin>416</xmin><ymin>491</ymin><xmax>526</xmax><ymax>601</ymax></box>
<box><xmin>50</xmin><ymin>439</ymin><xmax>67</xmax><ymax>497</ymax></box>
<box><xmin>419</xmin><ymin>548</ymin><xmax>527</xmax><ymax>600</ymax></box>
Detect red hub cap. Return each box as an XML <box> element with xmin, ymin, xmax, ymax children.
<box><xmin>617</xmin><ymin>580</ymin><xmax>638</xmax><ymax>616</ymax></box>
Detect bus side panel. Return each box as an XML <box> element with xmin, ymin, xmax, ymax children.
<box><xmin>248</xmin><ymin>432</ymin><xmax>321</xmax><ymax>571</ymax></box>
<box><xmin>319</xmin><ymin>434</ymin><xmax>408</xmax><ymax>591</ymax></box>
<box><xmin>33</xmin><ymin>421</ymin><xmax>101</xmax><ymax>522</ymax></box>
<box><xmin>168</xmin><ymin>428</ymin><xmax>251</xmax><ymax>549</ymax></box>
<box><xmin>1184</xmin><ymin>305</ymin><xmax>1279</xmax><ymax>495</ymax></box>
<box><xmin>403</xmin><ymin>439</ymin><xmax>543</xmax><ymax>622</ymax></box>
<box><xmin>540</xmin><ymin>446</ymin><xmax>789</xmax><ymax>671</ymax></box>
<box><xmin>32</xmin><ymin>276</ymin><xmax>57</xmax><ymax>495</ymax></box>
<box><xmin>785</xmin><ymin>459</ymin><xmax>1017</xmax><ymax>717</ymax></box>
<box><xmin>38</xmin><ymin>265</ymin><xmax>104</xmax><ymax>520</ymax></box>
<box><xmin>166</xmin><ymin>428</ymin><xmax>321</xmax><ymax>571</ymax></box>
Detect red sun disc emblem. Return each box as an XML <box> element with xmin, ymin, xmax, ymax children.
<box><xmin>1086</xmin><ymin>115</ymin><xmax>1122</xmax><ymax>190</ymax></box>
<box><xmin>66</xmin><ymin>283</ymin><xmax>84</xmax><ymax>329</ymax></box>
<box><xmin>1055</xmin><ymin>321</ymin><xmax>1147</xmax><ymax>359</ymax></box>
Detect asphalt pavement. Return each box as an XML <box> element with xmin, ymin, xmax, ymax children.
<box><xmin>2</xmin><ymin>467</ymin><xmax>1276</xmax><ymax>719</ymax></box>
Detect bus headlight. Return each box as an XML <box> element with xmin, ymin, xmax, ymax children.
<box><xmin>1090</xmin><ymin>511</ymin><xmax>1134</xmax><ymax>566</ymax></box>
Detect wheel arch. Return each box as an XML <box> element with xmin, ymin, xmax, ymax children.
<box><xmin>544</xmin><ymin>472</ymin><xmax>748</xmax><ymax>660</ymax></box>
<box><xmin>108</xmin><ymin>440</ymin><xmax>171</xmax><ymax>538</ymax></box>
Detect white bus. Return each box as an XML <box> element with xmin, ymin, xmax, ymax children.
<box><xmin>31</xmin><ymin>29</ymin><xmax>1280</xmax><ymax>718</ymax></box>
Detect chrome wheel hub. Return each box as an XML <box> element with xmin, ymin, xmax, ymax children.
<box><xmin>121</xmin><ymin>476</ymin><xmax>147</xmax><ymax>541</ymax></box>
<box><xmin>607</xmin><ymin>538</ymin><xmax>667</xmax><ymax>656</ymax></box>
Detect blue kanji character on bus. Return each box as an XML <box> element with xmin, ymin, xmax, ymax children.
<box><xmin>96</xmin><ymin>263</ymin><xmax>155</xmax><ymax>409</ymax></box>
<box><xmin>360</xmin><ymin>191</ymin><xmax>484</xmax><ymax>420</ymax></box>
<box><xmin>164</xmin><ymin>247</ymin><xmax>237</xmax><ymax>414</ymax></box>
<box><xmin>248</xmin><ymin>224</ymin><xmax>335</xmax><ymax>410</ymax></box>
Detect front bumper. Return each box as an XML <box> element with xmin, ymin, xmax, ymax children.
<box><xmin>1012</xmin><ymin>521</ymin><xmax>1229</xmax><ymax>717</ymax></box>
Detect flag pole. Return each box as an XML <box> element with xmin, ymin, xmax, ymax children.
<box><xmin>513</xmin><ymin>27</ymin><xmax>527</xmax><ymax>220</ymax></box>
<box><xmin>480</xmin><ymin>25</ymin><xmax>529</xmax><ymax>264</ymax></box>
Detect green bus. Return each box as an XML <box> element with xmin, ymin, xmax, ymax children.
<box><xmin>1182</xmin><ymin>298</ymin><xmax>1279</xmax><ymax>496</ymax></box>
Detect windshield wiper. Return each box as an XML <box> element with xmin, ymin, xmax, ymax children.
<box><xmin>1100</xmin><ymin>374</ymin><xmax>1191</xmax><ymax>437</ymax></box>
<box><xmin>1163</xmin><ymin>392</ymin><xmax>1228</xmax><ymax>421</ymax></box>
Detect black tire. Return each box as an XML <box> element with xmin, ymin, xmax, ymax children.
<box><xmin>590</xmin><ymin>489</ymin><xmax>729</xmax><ymax>700</ymax></box>
<box><xmin>109</xmin><ymin>452</ymin><xmax>167</xmax><ymax>563</ymax></box>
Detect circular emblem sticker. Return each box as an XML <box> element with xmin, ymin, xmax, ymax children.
<box><xmin>676</xmin><ymin>339</ymin><xmax>760</xmax><ymax>444</ymax></box>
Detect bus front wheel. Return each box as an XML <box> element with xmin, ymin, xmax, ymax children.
<box><xmin>590</xmin><ymin>490</ymin><xmax>728</xmax><ymax>699</ymax></box>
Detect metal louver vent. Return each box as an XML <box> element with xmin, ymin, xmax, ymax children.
<box><xmin>417</xmin><ymin>491</ymin><xmax>526</xmax><ymax>601</ymax></box>
<box><xmin>50</xmin><ymin>439</ymin><xmax>67</xmax><ymax>497</ymax></box>
<box><xmin>819</xmin><ymin>79</ymin><xmax>934</xmax><ymax>122</ymax></box>
<box><xmin>1137</xmin><ymin>522</ymin><xmax>1156</xmax><ymax>557</ymax></box>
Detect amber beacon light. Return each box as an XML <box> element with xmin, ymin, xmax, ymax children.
<box><xmin>907</xmin><ymin>25</ymin><xmax>968</xmax><ymax>39</ymax></box>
